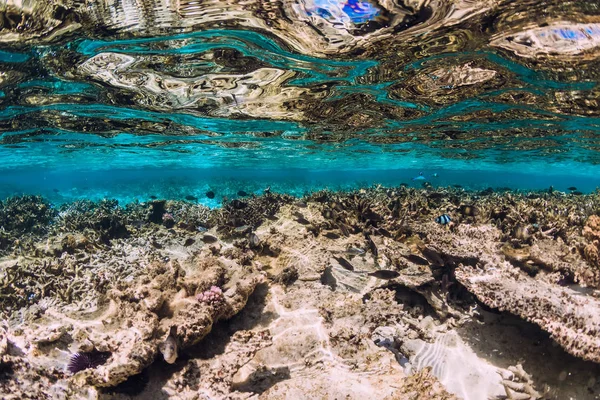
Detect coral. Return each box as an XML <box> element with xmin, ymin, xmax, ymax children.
<box><xmin>53</xmin><ymin>199</ymin><xmax>132</xmax><ymax>241</ymax></box>
<box><xmin>499</xmin><ymin>364</ymin><xmax>542</xmax><ymax>400</ymax></box>
<box><xmin>581</xmin><ymin>215</ymin><xmax>600</xmax><ymax>286</ymax></box>
<box><xmin>2</xmin><ymin>188</ymin><xmax>600</xmax><ymax>399</ymax></box>
<box><xmin>2</xmin><ymin>252</ymin><xmax>260</xmax><ymax>391</ymax></box>
<box><xmin>161</xmin><ymin>212</ymin><xmax>175</xmax><ymax>228</ymax></box>
<box><xmin>0</xmin><ymin>354</ymin><xmax>65</xmax><ymax>400</ymax></box>
<box><xmin>455</xmin><ymin>263</ymin><xmax>600</xmax><ymax>363</ymax></box>
<box><xmin>385</xmin><ymin>367</ymin><xmax>458</xmax><ymax>400</ymax></box>
<box><xmin>196</xmin><ymin>285</ymin><xmax>225</xmax><ymax>308</ymax></box>
<box><xmin>584</xmin><ymin>215</ymin><xmax>600</xmax><ymax>243</ymax></box>
<box><xmin>216</xmin><ymin>193</ymin><xmax>294</xmax><ymax>236</ymax></box>
<box><xmin>0</xmin><ymin>195</ymin><xmax>55</xmax><ymax>235</ymax></box>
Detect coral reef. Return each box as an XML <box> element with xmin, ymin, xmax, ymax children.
<box><xmin>582</xmin><ymin>215</ymin><xmax>600</xmax><ymax>286</ymax></box>
<box><xmin>0</xmin><ymin>196</ymin><xmax>55</xmax><ymax>250</ymax></box>
<box><xmin>1</xmin><ymin>187</ymin><xmax>600</xmax><ymax>399</ymax></box>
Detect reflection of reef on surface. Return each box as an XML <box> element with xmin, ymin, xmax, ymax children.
<box><xmin>1</xmin><ymin>187</ymin><xmax>600</xmax><ymax>399</ymax></box>
<box><xmin>2</xmin><ymin>0</ymin><xmax>600</xmax><ymax>168</ymax></box>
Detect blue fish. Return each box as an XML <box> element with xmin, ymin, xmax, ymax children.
<box><xmin>435</xmin><ymin>214</ymin><xmax>451</xmax><ymax>225</ymax></box>
<box><xmin>412</xmin><ymin>172</ymin><xmax>426</xmax><ymax>181</ymax></box>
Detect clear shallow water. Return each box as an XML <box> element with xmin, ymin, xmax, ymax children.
<box><xmin>1</xmin><ymin>167</ymin><xmax>596</xmax><ymax>207</ymax></box>
<box><xmin>1</xmin><ymin>1</ymin><xmax>600</xmax><ymax>201</ymax></box>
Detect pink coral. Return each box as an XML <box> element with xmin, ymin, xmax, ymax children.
<box><xmin>196</xmin><ymin>286</ymin><xmax>224</xmax><ymax>308</ymax></box>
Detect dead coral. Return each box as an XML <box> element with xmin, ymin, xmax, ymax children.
<box><xmin>53</xmin><ymin>199</ymin><xmax>134</xmax><ymax>242</ymax></box>
<box><xmin>581</xmin><ymin>215</ymin><xmax>600</xmax><ymax>287</ymax></box>
<box><xmin>0</xmin><ymin>354</ymin><xmax>65</xmax><ymax>400</ymax></box>
<box><xmin>216</xmin><ymin>192</ymin><xmax>293</xmax><ymax>236</ymax></box>
<box><xmin>162</xmin><ymin>329</ymin><xmax>272</xmax><ymax>398</ymax></box>
<box><xmin>499</xmin><ymin>363</ymin><xmax>542</xmax><ymax>400</ymax></box>
<box><xmin>385</xmin><ymin>366</ymin><xmax>458</xmax><ymax>400</ymax></box>
<box><xmin>455</xmin><ymin>264</ymin><xmax>600</xmax><ymax>364</ymax></box>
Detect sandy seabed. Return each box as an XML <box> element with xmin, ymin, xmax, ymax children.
<box><xmin>1</xmin><ymin>186</ymin><xmax>600</xmax><ymax>400</ymax></box>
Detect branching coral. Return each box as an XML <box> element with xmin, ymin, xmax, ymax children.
<box><xmin>499</xmin><ymin>364</ymin><xmax>542</xmax><ymax>400</ymax></box>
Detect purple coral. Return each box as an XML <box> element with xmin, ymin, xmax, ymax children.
<box><xmin>196</xmin><ymin>285</ymin><xmax>224</xmax><ymax>307</ymax></box>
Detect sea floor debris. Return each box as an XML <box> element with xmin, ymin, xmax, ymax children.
<box><xmin>1</xmin><ymin>186</ymin><xmax>600</xmax><ymax>399</ymax></box>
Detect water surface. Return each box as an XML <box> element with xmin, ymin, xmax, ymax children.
<box><xmin>1</xmin><ymin>0</ymin><xmax>599</xmax><ymax>200</ymax></box>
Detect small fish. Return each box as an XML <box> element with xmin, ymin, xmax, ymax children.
<box><xmin>293</xmin><ymin>211</ymin><xmax>305</xmax><ymax>219</ymax></box>
<box><xmin>197</xmin><ymin>225</ymin><xmax>208</xmax><ymax>232</ymax></box>
<box><xmin>345</xmin><ymin>247</ymin><xmax>365</xmax><ymax>255</ymax></box>
<box><xmin>183</xmin><ymin>238</ymin><xmax>195</xmax><ymax>247</ymax></box>
<box><xmin>377</xmin><ymin>227</ymin><xmax>392</xmax><ymax>238</ymax></box>
<box><xmin>363</xmin><ymin>210</ymin><xmax>382</xmax><ymax>222</ymax></box>
<box><xmin>322</xmin><ymin>209</ymin><xmax>334</xmax><ymax>219</ymax></box>
<box><xmin>53</xmin><ymin>188</ymin><xmax>60</xmax><ymax>193</ymax></box>
<box><xmin>459</xmin><ymin>205</ymin><xmax>477</xmax><ymax>217</ymax></box>
<box><xmin>412</xmin><ymin>171</ymin><xmax>426</xmax><ymax>181</ymax></box>
<box><xmin>230</xmin><ymin>199</ymin><xmax>247</xmax><ymax>209</ymax></box>
<box><xmin>296</xmin><ymin>217</ymin><xmax>310</xmax><ymax>225</ymax></box>
<box><xmin>435</xmin><ymin>214</ymin><xmax>451</xmax><ymax>225</ymax></box>
<box><xmin>365</xmin><ymin>234</ymin><xmax>378</xmax><ymax>258</ymax></box>
<box><xmin>567</xmin><ymin>186</ymin><xmax>577</xmax><ymax>191</ymax></box>
<box><xmin>572</xmin><ymin>191</ymin><xmax>583</xmax><ymax>195</ymax></box>
<box><xmin>249</xmin><ymin>233</ymin><xmax>260</xmax><ymax>248</ymax></box>
<box><xmin>202</xmin><ymin>234</ymin><xmax>218</xmax><ymax>243</ymax></box>
<box><xmin>185</xmin><ymin>195</ymin><xmax>197</xmax><ymax>201</ymax></box>
<box><xmin>150</xmin><ymin>195</ymin><xmax>158</xmax><ymax>199</ymax></box>
<box><xmin>159</xmin><ymin>327</ymin><xmax>178</xmax><ymax>364</ymax></box>
<box><xmin>421</xmin><ymin>247</ymin><xmax>444</xmax><ymax>266</ymax></box>
<box><xmin>264</xmin><ymin>186</ymin><xmax>271</xmax><ymax>195</ymax></box>
<box><xmin>404</xmin><ymin>254</ymin><xmax>429</xmax><ymax>265</ymax></box>
<box><xmin>325</xmin><ymin>232</ymin><xmax>341</xmax><ymax>239</ymax></box>
<box><xmin>338</xmin><ymin>223</ymin><xmax>350</xmax><ymax>237</ymax></box>
<box><xmin>206</xmin><ymin>191</ymin><xmax>215</xmax><ymax>199</ymax></box>
<box><xmin>333</xmin><ymin>256</ymin><xmax>354</xmax><ymax>271</ymax></box>
<box><xmin>295</xmin><ymin>201</ymin><xmax>308</xmax><ymax>208</ymax></box>
<box><xmin>234</xmin><ymin>225</ymin><xmax>251</xmax><ymax>233</ymax></box>
<box><xmin>441</xmin><ymin>273</ymin><xmax>454</xmax><ymax>292</ymax></box>
<box><xmin>368</xmin><ymin>270</ymin><xmax>400</xmax><ymax>280</ymax></box>
<box><xmin>237</xmin><ymin>190</ymin><xmax>248</xmax><ymax>197</ymax></box>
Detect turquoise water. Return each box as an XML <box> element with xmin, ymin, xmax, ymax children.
<box><xmin>1</xmin><ymin>2</ymin><xmax>600</xmax><ymax>202</ymax></box>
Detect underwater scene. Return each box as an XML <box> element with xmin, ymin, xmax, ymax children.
<box><xmin>1</xmin><ymin>0</ymin><xmax>600</xmax><ymax>399</ymax></box>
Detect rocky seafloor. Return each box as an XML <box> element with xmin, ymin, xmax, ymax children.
<box><xmin>1</xmin><ymin>186</ymin><xmax>600</xmax><ymax>400</ymax></box>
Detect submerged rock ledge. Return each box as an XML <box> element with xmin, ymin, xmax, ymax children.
<box><xmin>1</xmin><ymin>186</ymin><xmax>600</xmax><ymax>399</ymax></box>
